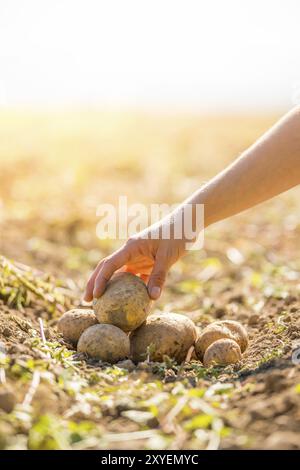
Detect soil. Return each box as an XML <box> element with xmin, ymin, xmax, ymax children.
<box><xmin>0</xmin><ymin>111</ymin><xmax>299</xmax><ymax>449</ymax></box>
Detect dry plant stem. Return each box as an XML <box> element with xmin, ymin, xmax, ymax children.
<box><xmin>0</xmin><ymin>368</ymin><xmax>6</xmax><ymax>384</ymax></box>
<box><xmin>206</xmin><ymin>418</ymin><xmax>223</xmax><ymax>450</ymax></box>
<box><xmin>38</xmin><ymin>317</ymin><xmax>52</xmax><ymax>359</ymax></box>
<box><xmin>185</xmin><ymin>345</ymin><xmax>194</xmax><ymax>362</ymax></box>
<box><xmin>38</xmin><ymin>318</ymin><xmax>46</xmax><ymax>344</ymax></box>
<box><xmin>23</xmin><ymin>370</ymin><xmax>40</xmax><ymax>407</ymax></box>
<box><xmin>162</xmin><ymin>396</ymin><xmax>189</xmax><ymax>433</ymax></box>
<box><xmin>0</xmin><ymin>256</ymin><xmax>75</xmax><ymax>313</ymax></box>
<box><xmin>103</xmin><ymin>429</ymin><xmax>158</xmax><ymax>442</ymax></box>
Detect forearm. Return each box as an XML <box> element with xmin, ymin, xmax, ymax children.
<box><xmin>187</xmin><ymin>107</ymin><xmax>300</xmax><ymax>228</ymax></box>
<box><xmin>85</xmin><ymin>107</ymin><xmax>300</xmax><ymax>301</ymax></box>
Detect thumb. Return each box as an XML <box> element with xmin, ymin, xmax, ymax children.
<box><xmin>148</xmin><ymin>256</ymin><xmax>168</xmax><ymax>300</ymax></box>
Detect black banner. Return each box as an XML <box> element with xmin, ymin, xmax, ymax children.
<box><xmin>0</xmin><ymin>450</ymin><xmax>298</xmax><ymax>466</ymax></box>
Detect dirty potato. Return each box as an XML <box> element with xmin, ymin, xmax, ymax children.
<box><xmin>203</xmin><ymin>338</ymin><xmax>242</xmax><ymax>367</ymax></box>
<box><xmin>93</xmin><ymin>272</ymin><xmax>151</xmax><ymax>332</ymax></box>
<box><xmin>130</xmin><ymin>312</ymin><xmax>197</xmax><ymax>363</ymax></box>
<box><xmin>57</xmin><ymin>309</ymin><xmax>98</xmax><ymax>344</ymax></box>
<box><xmin>77</xmin><ymin>324</ymin><xmax>130</xmax><ymax>363</ymax></box>
<box><xmin>195</xmin><ymin>320</ymin><xmax>248</xmax><ymax>360</ymax></box>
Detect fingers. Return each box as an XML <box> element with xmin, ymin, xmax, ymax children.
<box><xmin>147</xmin><ymin>252</ymin><xmax>168</xmax><ymax>300</ymax></box>
<box><xmin>84</xmin><ymin>238</ymin><xmax>171</xmax><ymax>302</ymax></box>
<box><xmin>140</xmin><ymin>273</ymin><xmax>149</xmax><ymax>283</ymax></box>
<box><xmin>93</xmin><ymin>247</ymin><xmax>130</xmax><ymax>298</ymax></box>
<box><xmin>84</xmin><ymin>260</ymin><xmax>104</xmax><ymax>301</ymax></box>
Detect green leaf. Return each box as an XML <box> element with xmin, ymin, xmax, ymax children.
<box><xmin>184</xmin><ymin>413</ymin><xmax>213</xmax><ymax>430</ymax></box>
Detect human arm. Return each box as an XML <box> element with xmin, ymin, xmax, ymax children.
<box><xmin>84</xmin><ymin>106</ymin><xmax>300</xmax><ymax>301</ymax></box>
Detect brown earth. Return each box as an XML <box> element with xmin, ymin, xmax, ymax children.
<box><xmin>0</xmin><ymin>111</ymin><xmax>299</xmax><ymax>449</ymax></box>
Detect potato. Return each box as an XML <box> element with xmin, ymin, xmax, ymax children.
<box><xmin>195</xmin><ymin>320</ymin><xmax>248</xmax><ymax>360</ymax></box>
<box><xmin>203</xmin><ymin>338</ymin><xmax>242</xmax><ymax>367</ymax></box>
<box><xmin>93</xmin><ymin>272</ymin><xmax>152</xmax><ymax>332</ymax></box>
<box><xmin>77</xmin><ymin>324</ymin><xmax>130</xmax><ymax>363</ymax></box>
<box><xmin>221</xmin><ymin>320</ymin><xmax>248</xmax><ymax>352</ymax></box>
<box><xmin>57</xmin><ymin>309</ymin><xmax>98</xmax><ymax>344</ymax></box>
<box><xmin>130</xmin><ymin>312</ymin><xmax>197</xmax><ymax>363</ymax></box>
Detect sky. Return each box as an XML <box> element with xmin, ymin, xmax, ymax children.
<box><xmin>0</xmin><ymin>0</ymin><xmax>300</xmax><ymax>111</ymax></box>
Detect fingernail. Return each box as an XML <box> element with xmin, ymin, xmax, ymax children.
<box><xmin>150</xmin><ymin>286</ymin><xmax>161</xmax><ymax>300</ymax></box>
<box><xmin>93</xmin><ymin>289</ymin><xmax>103</xmax><ymax>299</ymax></box>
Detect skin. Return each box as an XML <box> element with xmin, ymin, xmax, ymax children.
<box><xmin>84</xmin><ymin>106</ymin><xmax>300</xmax><ymax>302</ymax></box>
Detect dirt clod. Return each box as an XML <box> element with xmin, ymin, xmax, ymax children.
<box><xmin>0</xmin><ymin>386</ymin><xmax>16</xmax><ymax>413</ymax></box>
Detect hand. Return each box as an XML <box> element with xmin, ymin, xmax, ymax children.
<box><xmin>84</xmin><ymin>220</ymin><xmax>187</xmax><ymax>301</ymax></box>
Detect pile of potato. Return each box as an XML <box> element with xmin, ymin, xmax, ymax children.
<box><xmin>195</xmin><ymin>320</ymin><xmax>248</xmax><ymax>367</ymax></box>
<box><xmin>57</xmin><ymin>272</ymin><xmax>248</xmax><ymax>367</ymax></box>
